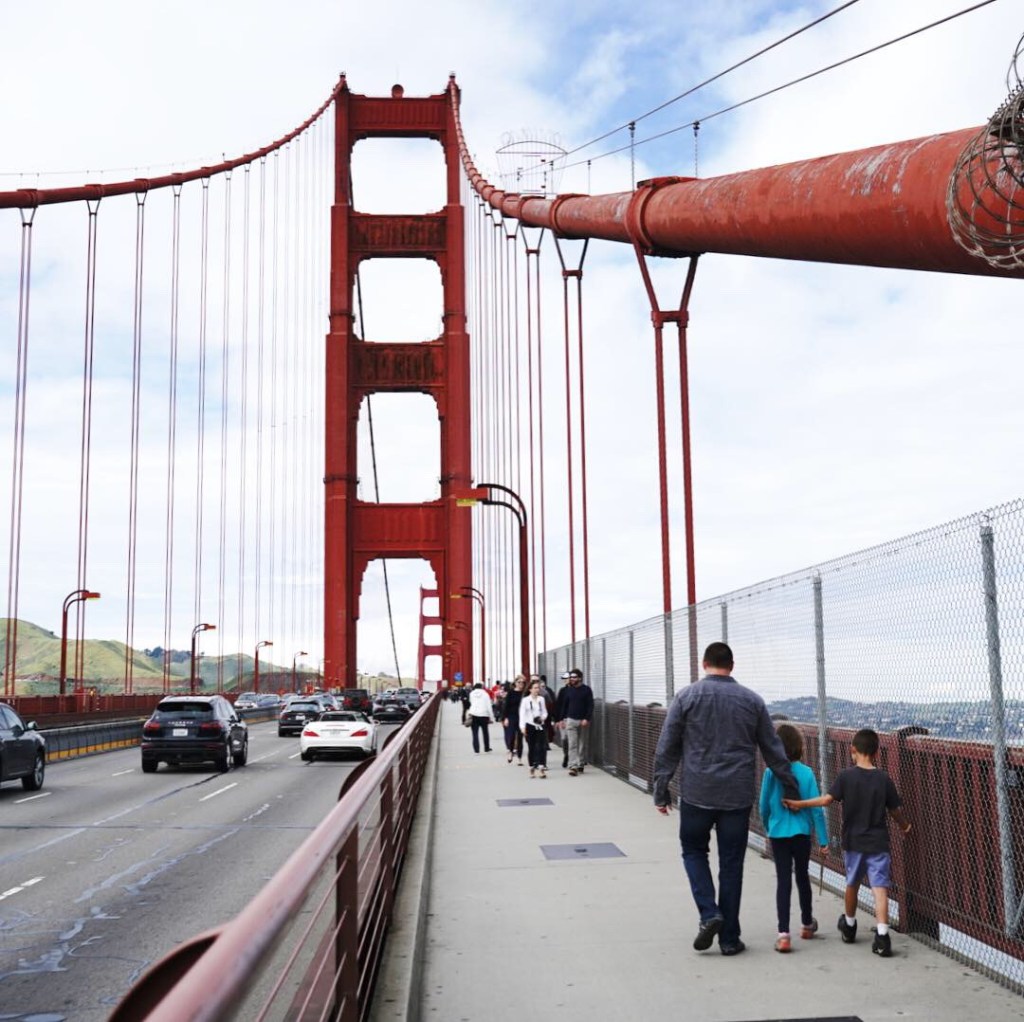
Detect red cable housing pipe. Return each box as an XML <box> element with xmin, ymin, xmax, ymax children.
<box><xmin>452</xmin><ymin>80</ymin><xmax>1021</xmax><ymax>280</ymax></box>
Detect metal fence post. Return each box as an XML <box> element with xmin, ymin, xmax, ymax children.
<box><xmin>628</xmin><ymin>629</ymin><xmax>635</xmax><ymax>773</ymax></box>
<box><xmin>981</xmin><ymin>518</ymin><xmax>1020</xmax><ymax>935</ymax></box>
<box><xmin>720</xmin><ymin>601</ymin><xmax>728</xmax><ymax>643</ymax></box>
<box><xmin>812</xmin><ymin>575</ymin><xmax>830</xmax><ymax>835</ymax></box>
<box><xmin>600</xmin><ymin>636</ymin><xmax>607</xmax><ymax>767</ymax></box>
<box><xmin>663</xmin><ymin>611</ymin><xmax>675</xmax><ymax>705</ymax></box>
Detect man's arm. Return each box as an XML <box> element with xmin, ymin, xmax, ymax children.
<box><xmin>754</xmin><ymin>705</ymin><xmax>801</xmax><ymax>800</ymax></box>
<box><xmin>652</xmin><ymin>696</ymin><xmax>685</xmax><ymax>812</ymax></box>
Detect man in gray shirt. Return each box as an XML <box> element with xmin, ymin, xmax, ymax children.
<box><xmin>653</xmin><ymin>642</ymin><xmax>799</xmax><ymax>956</ymax></box>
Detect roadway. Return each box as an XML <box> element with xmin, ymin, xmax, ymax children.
<box><xmin>0</xmin><ymin>718</ymin><xmax>396</xmax><ymax>1021</ymax></box>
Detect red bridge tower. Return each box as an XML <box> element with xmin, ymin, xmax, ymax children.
<box><xmin>325</xmin><ymin>78</ymin><xmax>473</xmax><ymax>687</ymax></box>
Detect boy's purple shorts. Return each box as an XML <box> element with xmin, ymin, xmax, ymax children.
<box><xmin>844</xmin><ymin>850</ymin><xmax>891</xmax><ymax>888</ymax></box>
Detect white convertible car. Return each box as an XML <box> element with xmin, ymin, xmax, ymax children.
<box><xmin>299</xmin><ymin>711</ymin><xmax>379</xmax><ymax>761</ymax></box>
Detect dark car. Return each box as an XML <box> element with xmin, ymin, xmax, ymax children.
<box><xmin>278</xmin><ymin>699</ymin><xmax>323</xmax><ymax>736</ymax></box>
<box><xmin>341</xmin><ymin>689</ymin><xmax>372</xmax><ymax>713</ymax></box>
<box><xmin>141</xmin><ymin>695</ymin><xmax>248</xmax><ymax>773</ymax></box>
<box><xmin>0</xmin><ymin>703</ymin><xmax>45</xmax><ymax>791</ymax></box>
<box><xmin>372</xmin><ymin>698</ymin><xmax>412</xmax><ymax>725</ymax></box>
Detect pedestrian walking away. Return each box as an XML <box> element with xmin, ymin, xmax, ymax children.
<box><xmin>555</xmin><ymin>668</ymin><xmax>593</xmax><ymax>776</ymax></box>
<box><xmin>758</xmin><ymin>723</ymin><xmax>828</xmax><ymax>953</ymax></box>
<box><xmin>467</xmin><ymin>683</ymin><xmax>495</xmax><ymax>754</ymax></box>
<box><xmin>784</xmin><ymin>727</ymin><xmax>911</xmax><ymax>958</ymax></box>
<box><xmin>503</xmin><ymin>675</ymin><xmax>527</xmax><ymax>764</ymax></box>
<box><xmin>520</xmin><ymin>678</ymin><xmax>549</xmax><ymax>778</ymax></box>
<box><xmin>653</xmin><ymin>642</ymin><xmax>800</xmax><ymax>957</ymax></box>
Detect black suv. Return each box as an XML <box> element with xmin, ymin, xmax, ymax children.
<box><xmin>341</xmin><ymin>689</ymin><xmax>373</xmax><ymax>713</ymax></box>
<box><xmin>0</xmin><ymin>702</ymin><xmax>46</xmax><ymax>791</ymax></box>
<box><xmin>141</xmin><ymin>695</ymin><xmax>248</xmax><ymax>773</ymax></box>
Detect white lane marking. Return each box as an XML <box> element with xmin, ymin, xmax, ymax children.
<box><xmin>198</xmin><ymin>782</ymin><xmax>238</xmax><ymax>803</ymax></box>
<box><xmin>14</xmin><ymin>792</ymin><xmax>52</xmax><ymax>804</ymax></box>
<box><xmin>288</xmin><ymin>751</ymin><xmax>302</xmax><ymax>760</ymax></box>
<box><xmin>248</xmin><ymin>750</ymin><xmax>282</xmax><ymax>765</ymax></box>
<box><xmin>0</xmin><ymin>876</ymin><xmax>45</xmax><ymax>901</ymax></box>
<box><xmin>112</xmin><ymin>768</ymin><xmax>134</xmax><ymax>777</ymax></box>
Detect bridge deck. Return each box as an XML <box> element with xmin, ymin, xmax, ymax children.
<box><xmin>373</xmin><ymin>701</ymin><xmax>1024</xmax><ymax>1021</ymax></box>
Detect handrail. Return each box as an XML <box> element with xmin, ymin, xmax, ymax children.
<box><xmin>448</xmin><ymin>80</ymin><xmax>1024</xmax><ymax>279</ymax></box>
<box><xmin>0</xmin><ymin>76</ymin><xmax>346</xmax><ymax>209</ymax></box>
<box><xmin>111</xmin><ymin>694</ymin><xmax>440</xmax><ymax>1022</ymax></box>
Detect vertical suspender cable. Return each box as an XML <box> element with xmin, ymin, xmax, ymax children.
<box><xmin>125</xmin><ymin>193</ymin><xmax>147</xmax><ymax>693</ymax></box>
<box><xmin>269</xmin><ymin>151</ymin><xmax>280</xmax><ymax>642</ymax></box>
<box><xmin>4</xmin><ymin>209</ymin><xmax>35</xmax><ymax>697</ymax></box>
<box><xmin>216</xmin><ymin>172</ymin><xmax>233</xmax><ymax>691</ymax></box>
<box><xmin>255</xmin><ymin>158</ymin><xmax>267</xmax><ymax>649</ymax></box>
<box><xmin>237</xmin><ymin>166</ymin><xmax>252</xmax><ymax>686</ymax></box>
<box><xmin>534</xmin><ymin>237</ymin><xmax>548</xmax><ymax>653</ymax></box>
<box><xmin>163</xmin><ymin>185</ymin><xmax>183</xmax><ymax>691</ymax></box>
<box><xmin>521</xmin><ymin>229</ymin><xmax>543</xmax><ymax>662</ymax></box>
<box><xmin>278</xmin><ymin>146</ymin><xmax>291</xmax><ymax>657</ymax></box>
<box><xmin>576</xmin><ymin>256</ymin><xmax>592</xmax><ymax>642</ymax></box>
<box><xmin>557</xmin><ymin>243</ymin><xmax>577</xmax><ymax>644</ymax></box>
<box><xmin>75</xmin><ymin>198</ymin><xmax>101</xmax><ymax>689</ymax></box>
<box><xmin>351</xmin><ymin>174</ymin><xmax>403</xmax><ymax>684</ymax></box>
<box><xmin>193</xmin><ymin>179</ymin><xmax>211</xmax><ymax>642</ymax></box>
<box><xmin>291</xmin><ymin>135</ymin><xmax>303</xmax><ymax>653</ymax></box>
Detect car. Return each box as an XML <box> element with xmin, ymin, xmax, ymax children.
<box><xmin>141</xmin><ymin>695</ymin><xmax>248</xmax><ymax>773</ymax></box>
<box><xmin>372</xmin><ymin>697</ymin><xmax>412</xmax><ymax>725</ymax></box>
<box><xmin>234</xmin><ymin>692</ymin><xmax>260</xmax><ymax>711</ymax></box>
<box><xmin>258</xmin><ymin>693</ymin><xmax>283</xmax><ymax>709</ymax></box>
<box><xmin>396</xmin><ymin>687</ymin><xmax>423</xmax><ymax>710</ymax></box>
<box><xmin>340</xmin><ymin>688</ymin><xmax>373</xmax><ymax>713</ymax></box>
<box><xmin>299</xmin><ymin>711</ymin><xmax>379</xmax><ymax>761</ymax></box>
<box><xmin>278</xmin><ymin>699</ymin><xmax>324</xmax><ymax>736</ymax></box>
<box><xmin>0</xmin><ymin>702</ymin><xmax>46</xmax><ymax>791</ymax></box>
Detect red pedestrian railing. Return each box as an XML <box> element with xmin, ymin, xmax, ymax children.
<box><xmin>109</xmin><ymin>694</ymin><xmax>439</xmax><ymax>1022</ymax></box>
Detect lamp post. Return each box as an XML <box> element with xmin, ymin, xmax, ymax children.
<box><xmin>292</xmin><ymin>650</ymin><xmax>308</xmax><ymax>694</ymax></box>
<box><xmin>60</xmin><ymin>589</ymin><xmax>100</xmax><ymax>697</ymax></box>
<box><xmin>190</xmin><ymin>623</ymin><xmax>216</xmax><ymax>695</ymax></box>
<box><xmin>452</xmin><ymin>586</ymin><xmax>485</xmax><ymax>687</ymax></box>
<box><xmin>254</xmin><ymin>639</ymin><xmax>273</xmax><ymax>694</ymax></box>
<box><xmin>456</xmin><ymin>483</ymin><xmax>530</xmax><ymax>678</ymax></box>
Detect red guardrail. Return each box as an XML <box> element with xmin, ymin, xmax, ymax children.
<box><xmin>109</xmin><ymin>694</ymin><xmax>440</xmax><ymax>1021</ymax></box>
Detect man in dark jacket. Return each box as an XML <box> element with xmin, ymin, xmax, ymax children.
<box><xmin>555</xmin><ymin>668</ymin><xmax>593</xmax><ymax>776</ymax></box>
<box><xmin>653</xmin><ymin>642</ymin><xmax>799</xmax><ymax>957</ymax></box>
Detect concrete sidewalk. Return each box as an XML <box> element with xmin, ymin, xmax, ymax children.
<box><xmin>390</xmin><ymin>701</ymin><xmax>1024</xmax><ymax>1021</ymax></box>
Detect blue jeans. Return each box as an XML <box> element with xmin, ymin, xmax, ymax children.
<box><xmin>678</xmin><ymin>802</ymin><xmax>751</xmax><ymax>947</ymax></box>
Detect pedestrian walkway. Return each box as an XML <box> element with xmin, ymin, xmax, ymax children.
<box><xmin>378</xmin><ymin>701</ymin><xmax>1024</xmax><ymax>1021</ymax></box>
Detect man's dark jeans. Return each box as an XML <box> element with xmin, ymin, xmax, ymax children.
<box><xmin>678</xmin><ymin>802</ymin><xmax>751</xmax><ymax>947</ymax></box>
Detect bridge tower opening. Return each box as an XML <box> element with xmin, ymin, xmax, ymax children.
<box><xmin>325</xmin><ymin>77</ymin><xmax>472</xmax><ymax>689</ymax></box>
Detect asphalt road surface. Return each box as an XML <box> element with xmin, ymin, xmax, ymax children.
<box><xmin>0</xmin><ymin>719</ymin><xmax>394</xmax><ymax>1021</ymax></box>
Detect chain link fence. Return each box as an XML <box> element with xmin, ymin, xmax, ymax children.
<box><xmin>539</xmin><ymin>498</ymin><xmax>1024</xmax><ymax>990</ymax></box>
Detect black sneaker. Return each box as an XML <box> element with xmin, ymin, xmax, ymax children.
<box><xmin>719</xmin><ymin>940</ymin><xmax>746</xmax><ymax>957</ymax></box>
<box><xmin>872</xmin><ymin>929</ymin><xmax>892</xmax><ymax>957</ymax></box>
<box><xmin>693</xmin><ymin>915</ymin><xmax>724</xmax><ymax>951</ymax></box>
<box><xmin>837</xmin><ymin>915</ymin><xmax>857</xmax><ymax>943</ymax></box>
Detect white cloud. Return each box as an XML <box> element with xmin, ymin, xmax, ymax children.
<box><xmin>1</xmin><ymin>0</ymin><xmax>1021</xmax><ymax>685</ymax></box>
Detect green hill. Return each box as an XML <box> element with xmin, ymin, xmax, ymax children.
<box><xmin>0</xmin><ymin>618</ymin><xmax>298</xmax><ymax>695</ymax></box>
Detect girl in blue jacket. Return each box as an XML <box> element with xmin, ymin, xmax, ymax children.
<box><xmin>759</xmin><ymin>723</ymin><xmax>829</xmax><ymax>952</ymax></box>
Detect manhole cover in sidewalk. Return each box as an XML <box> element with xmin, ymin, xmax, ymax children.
<box><xmin>540</xmin><ymin>842</ymin><xmax>625</xmax><ymax>860</ymax></box>
<box><xmin>497</xmin><ymin>798</ymin><xmax>554</xmax><ymax>806</ymax></box>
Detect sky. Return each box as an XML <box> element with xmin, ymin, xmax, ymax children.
<box><xmin>1</xmin><ymin>0</ymin><xmax>1022</xmax><ymax>684</ymax></box>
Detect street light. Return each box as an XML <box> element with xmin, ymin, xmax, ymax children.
<box><xmin>190</xmin><ymin>623</ymin><xmax>216</xmax><ymax>695</ymax></box>
<box><xmin>60</xmin><ymin>589</ymin><xmax>100</xmax><ymax>697</ymax></box>
<box><xmin>455</xmin><ymin>483</ymin><xmax>530</xmax><ymax>677</ymax></box>
<box><xmin>254</xmin><ymin>639</ymin><xmax>273</xmax><ymax>694</ymax></box>
<box><xmin>452</xmin><ymin>586</ymin><xmax>485</xmax><ymax>687</ymax></box>
<box><xmin>292</xmin><ymin>650</ymin><xmax>308</xmax><ymax>694</ymax></box>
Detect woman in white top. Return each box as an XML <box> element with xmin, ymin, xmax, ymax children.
<box><xmin>519</xmin><ymin>679</ymin><xmax>549</xmax><ymax>778</ymax></box>
<box><xmin>467</xmin><ymin>683</ymin><xmax>494</xmax><ymax>753</ymax></box>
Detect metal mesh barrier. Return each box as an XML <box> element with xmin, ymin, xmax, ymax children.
<box><xmin>542</xmin><ymin>499</ymin><xmax>1024</xmax><ymax>990</ymax></box>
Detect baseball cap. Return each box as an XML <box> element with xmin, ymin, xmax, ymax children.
<box><xmin>560</xmin><ymin>671</ymin><xmax>572</xmax><ymax>680</ymax></box>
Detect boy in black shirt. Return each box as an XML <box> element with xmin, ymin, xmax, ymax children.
<box><xmin>784</xmin><ymin>728</ymin><xmax>911</xmax><ymax>957</ymax></box>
